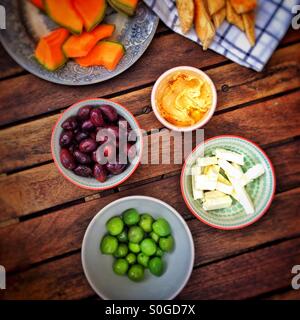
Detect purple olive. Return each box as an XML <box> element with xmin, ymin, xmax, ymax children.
<box><xmin>81</xmin><ymin>119</ymin><xmax>95</xmax><ymax>132</ymax></box>
<box><xmin>92</xmin><ymin>151</ymin><xmax>98</xmax><ymax>163</ymax></box>
<box><xmin>68</xmin><ymin>143</ymin><xmax>77</xmax><ymax>154</ymax></box>
<box><xmin>60</xmin><ymin>149</ymin><xmax>76</xmax><ymax>170</ymax></box>
<box><xmin>79</xmin><ymin>138</ymin><xmax>97</xmax><ymax>153</ymax></box>
<box><xmin>100</xmin><ymin>105</ymin><xmax>118</xmax><ymax>122</ymax></box>
<box><xmin>61</xmin><ymin>116</ymin><xmax>78</xmax><ymax>131</ymax></box>
<box><xmin>93</xmin><ymin>164</ymin><xmax>108</xmax><ymax>182</ymax></box>
<box><xmin>77</xmin><ymin>106</ymin><xmax>92</xmax><ymax>120</ymax></box>
<box><xmin>90</xmin><ymin>109</ymin><xmax>104</xmax><ymax>127</ymax></box>
<box><xmin>74</xmin><ymin>150</ymin><xmax>92</xmax><ymax>165</ymax></box>
<box><xmin>75</xmin><ymin>131</ymin><xmax>89</xmax><ymax>143</ymax></box>
<box><xmin>74</xmin><ymin>165</ymin><xmax>93</xmax><ymax>177</ymax></box>
<box><xmin>59</xmin><ymin>130</ymin><xmax>74</xmax><ymax>147</ymax></box>
<box><xmin>105</xmin><ymin>163</ymin><xmax>127</xmax><ymax>175</ymax></box>
<box><xmin>95</xmin><ymin>144</ymin><xmax>117</xmax><ymax>164</ymax></box>
<box><xmin>90</xmin><ymin>132</ymin><xmax>97</xmax><ymax>141</ymax></box>
<box><xmin>96</xmin><ymin>125</ymin><xmax>119</xmax><ymax>143</ymax></box>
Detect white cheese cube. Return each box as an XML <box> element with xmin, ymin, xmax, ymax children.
<box><xmin>206</xmin><ymin>165</ymin><xmax>220</xmax><ymax>180</ymax></box>
<box><xmin>195</xmin><ymin>175</ymin><xmax>217</xmax><ymax>190</ymax></box>
<box><xmin>203</xmin><ymin>196</ymin><xmax>232</xmax><ymax>211</ymax></box>
<box><xmin>215</xmin><ymin>148</ymin><xmax>244</xmax><ymax>165</ymax></box>
<box><xmin>243</xmin><ymin>164</ymin><xmax>265</xmax><ymax>185</ymax></box>
<box><xmin>216</xmin><ymin>181</ymin><xmax>233</xmax><ymax>195</ymax></box>
<box><xmin>192</xmin><ymin>175</ymin><xmax>204</xmax><ymax>200</ymax></box>
<box><xmin>191</xmin><ymin>165</ymin><xmax>202</xmax><ymax>176</ymax></box>
<box><xmin>218</xmin><ymin>159</ymin><xmax>243</xmax><ymax>179</ymax></box>
<box><xmin>197</xmin><ymin>156</ymin><xmax>218</xmax><ymax>166</ymax></box>
<box><xmin>229</xmin><ymin>177</ymin><xmax>255</xmax><ymax>215</ymax></box>
<box><xmin>204</xmin><ymin>190</ymin><xmax>226</xmax><ymax>200</ymax></box>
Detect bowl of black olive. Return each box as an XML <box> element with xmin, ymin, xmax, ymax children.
<box><xmin>51</xmin><ymin>98</ymin><xmax>143</xmax><ymax>190</ymax></box>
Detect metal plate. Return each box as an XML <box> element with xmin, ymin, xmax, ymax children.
<box><xmin>0</xmin><ymin>0</ymin><xmax>159</xmax><ymax>85</ymax></box>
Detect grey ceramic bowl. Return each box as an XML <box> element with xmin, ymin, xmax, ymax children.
<box><xmin>51</xmin><ymin>98</ymin><xmax>143</xmax><ymax>190</ymax></box>
<box><xmin>81</xmin><ymin>196</ymin><xmax>195</xmax><ymax>300</ymax></box>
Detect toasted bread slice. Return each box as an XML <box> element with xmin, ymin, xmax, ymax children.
<box><xmin>194</xmin><ymin>0</ymin><xmax>216</xmax><ymax>50</ymax></box>
<box><xmin>213</xmin><ymin>7</ymin><xmax>226</xmax><ymax>29</ymax></box>
<box><xmin>243</xmin><ymin>11</ymin><xmax>256</xmax><ymax>46</ymax></box>
<box><xmin>207</xmin><ymin>0</ymin><xmax>225</xmax><ymax>16</ymax></box>
<box><xmin>176</xmin><ymin>0</ymin><xmax>195</xmax><ymax>34</ymax></box>
<box><xmin>226</xmin><ymin>0</ymin><xmax>244</xmax><ymax>31</ymax></box>
<box><xmin>230</xmin><ymin>0</ymin><xmax>257</xmax><ymax>14</ymax></box>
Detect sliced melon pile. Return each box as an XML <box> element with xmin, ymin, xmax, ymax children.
<box><xmin>29</xmin><ymin>0</ymin><xmax>139</xmax><ymax>71</ymax></box>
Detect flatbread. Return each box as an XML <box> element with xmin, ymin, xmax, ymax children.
<box><xmin>213</xmin><ymin>7</ymin><xmax>226</xmax><ymax>29</ymax></box>
<box><xmin>230</xmin><ymin>0</ymin><xmax>257</xmax><ymax>14</ymax></box>
<box><xmin>194</xmin><ymin>0</ymin><xmax>216</xmax><ymax>50</ymax></box>
<box><xmin>207</xmin><ymin>0</ymin><xmax>225</xmax><ymax>16</ymax></box>
<box><xmin>176</xmin><ymin>0</ymin><xmax>195</xmax><ymax>34</ymax></box>
<box><xmin>226</xmin><ymin>0</ymin><xmax>244</xmax><ymax>31</ymax></box>
<box><xmin>243</xmin><ymin>11</ymin><xmax>256</xmax><ymax>46</ymax></box>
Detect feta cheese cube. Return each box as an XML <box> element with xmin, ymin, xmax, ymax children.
<box><xmin>195</xmin><ymin>175</ymin><xmax>217</xmax><ymax>190</ymax></box>
<box><xmin>215</xmin><ymin>148</ymin><xmax>245</xmax><ymax>165</ymax></box>
<box><xmin>197</xmin><ymin>156</ymin><xmax>218</xmax><ymax>167</ymax></box>
<box><xmin>203</xmin><ymin>196</ymin><xmax>233</xmax><ymax>211</ymax></box>
<box><xmin>191</xmin><ymin>165</ymin><xmax>202</xmax><ymax>176</ymax></box>
<box><xmin>218</xmin><ymin>159</ymin><xmax>243</xmax><ymax>179</ymax></box>
<box><xmin>204</xmin><ymin>190</ymin><xmax>226</xmax><ymax>200</ymax></box>
<box><xmin>216</xmin><ymin>181</ymin><xmax>233</xmax><ymax>195</ymax></box>
<box><xmin>206</xmin><ymin>165</ymin><xmax>220</xmax><ymax>180</ymax></box>
<box><xmin>243</xmin><ymin>164</ymin><xmax>265</xmax><ymax>185</ymax></box>
<box><xmin>192</xmin><ymin>175</ymin><xmax>204</xmax><ymax>200</ymax></box>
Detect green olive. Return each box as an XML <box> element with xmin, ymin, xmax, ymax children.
<box><xmin>149</xmin><ymin>257</ymin><xmax>164</xmax><ymax>277</ymax></box>
<box><xmin>100</xmin><ymin>235</ymin><xmax>118</xmax><ymax>255</ymax></box>
<box><xmin>155</xmin><ymin>248</ymin><xmax>164</xmax><ymax>257</ymax></box>
<box><xmin>140</xmin><ymin>238</ymin><xmax>157</xmax><ymax>256</ymax></box>
<box><xmin>152</xmin><ymin>218</ymin><xmax>171</xmax><ymax>237</ymax></box>
<box><xmin>128</xmin><ymin>242</ymin><xmax>141</xmax><ymax>253</ymax></box>
<box><xmin>113</xmin><ymin>258</ymin><xmax>129</xmax><ymax>276</ymax></box>
<box><xmin>122</xmin><ymin>208</ymin><xmax>140</xmax><ymax>226</ymax></box>
<box><xmin>106</xmin><ymin>216</ymin><xmax>124</xmax><ymax>236</ymax></box>
<box><xmin>128</xmin><ymin>264</ymin><xmax>144</xmax><ymax>282</ymax></box>
<box><xmin>150</xmin><ymin>231</ymin><xmax>160</xmax><ymax>243</ymax></box>
<box><xmin>114</xmin><ymin>243</ymin><xmax>129</xmax><ymax>258</ymax></box>
<box><xmin>128</xmin><ymin>226</ymin><xmax>144</xmax><ymax>243</ymax></box>
<box><xmin>126</xmin><ymin>253</ymin><xmax>137</xmax><ymax>265</ymax></box>
<box><xmin>137</xmin><ymin>253</ymin><xmax>150</xmax><ymax>268</ymax></box>
<box><xmin>159</xmin><ymin>235</ymin><xmax>174</xmax><ymax>252</ymax></box>
<box><xmin>139</xmin><ymin>214</ymin><xmax>154</xmax><ymax>233</ymax></box>
<box><xmin>117</xmin><ymin>229</ymin><xmax>128</xmax><ymax>243</ymax></box>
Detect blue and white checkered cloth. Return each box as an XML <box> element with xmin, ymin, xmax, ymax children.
<box><xmin>143</xmin><ymin>0</ymin><xmax>299</xmax><ymax>71</ymax></box>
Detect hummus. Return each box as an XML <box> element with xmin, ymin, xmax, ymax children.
<box><xmin>156</xmin><ymin>70</ymin><xmax>213</xmax><ymax>127</ymax></box>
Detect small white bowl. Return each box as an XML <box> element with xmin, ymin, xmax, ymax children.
<box><xmin>151</xmin><ymin>66</ymin><xmax>217</xmax><ymax>132</ymax></box>
<box><xmin>81</xmin><ymin>196</ymin><xmax>195</xmax><ymax>300</ymax></box>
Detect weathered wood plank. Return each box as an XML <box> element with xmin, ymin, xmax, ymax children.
<box><xmin>178</xmin><ymin>237</ymin><xmax>300</xmax><ymax>300</ymax></box>
<box><xmin>0</xmin><ymin>33</ymin><xmax>225</xmax><ymax>127</ymax></box>
<box><xmin>0</xmin><ymin>162</ymin><xmax>299</xmax><ymax>274</ymax></box>
<box><xmin>0</xmin><ymin>92</ymin><xmax>299</xmax><ymax>221</ymax></box>
<box><xmin>1</xmin><ymin>43</ymin><xmax>300</xmax><ymax>173</ymax></box>
<box><xmin>2</xmin><ymin>234</ymin><xmax>300</xmax><ymax>300</ymax></box>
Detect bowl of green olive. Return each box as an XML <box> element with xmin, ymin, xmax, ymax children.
<box><xmin>81</xmin><ymin>196</ymin><xmax>194</xmax><ymax>300</ymax></box>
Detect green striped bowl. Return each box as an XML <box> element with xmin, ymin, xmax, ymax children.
<box><xmin>181</xmin><ymin>135</ymin><xmax>276</xmax><ymax>230</ymax></box>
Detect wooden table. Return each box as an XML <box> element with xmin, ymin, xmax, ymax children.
<box><xmin>0</xmin><ymin>23</ymin><xmax>300</xmax><ymax>300</ymax></box>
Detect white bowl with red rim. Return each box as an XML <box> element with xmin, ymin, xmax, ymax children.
<box><xmin>51</xmin><ymin>98</ymin><xmax>143</xmax><ymax>191</ymax></box>
<box><xmin>151</xmin><ymin>66</ymin><xmax>217</xmax><ymax>132</ymax></box>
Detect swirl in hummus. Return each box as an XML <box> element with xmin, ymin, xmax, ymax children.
<box><xmin>156</xmin><ymin>70</ymin><xmax>213</xmax><ymax>127</ymax></box>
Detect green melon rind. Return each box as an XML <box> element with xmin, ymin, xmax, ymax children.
<box><xmin>99</xmin><ymin>40</ymin><xmax>126</xmax><ymax>54</ymax></box>
<box><xmin>35</xmin><ymin>53</ymin><xmax>68</xmax><ymax>72</ymax></box>
<box><xmin>43</xmin><ymin>0</ymin><xmax>83</xmax><ymax>35</ymax></box>
<box><xmin>107</xmin><ymin>0</ymin><xmax>135</xmax><ymax>16</ymax></box>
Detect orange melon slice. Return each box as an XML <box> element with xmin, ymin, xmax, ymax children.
<box><xmin>35</xmin><ymin>28</ymin><xmax>69</xmax><ymax>71</ymax></box>
<box><xmin>63</xmin><ymin>24</ymin><xmax>115</xmax><ymax>58</ymax></box>
<box><xmin>76</xmin><ymin>40</ymin><xmax>125</xmax><ymax>70</ymax></box>
<box><xmin>108</xmin><ymin>0</ymin><xmax>138</xmax><ymax>16</ymax></box>
<box><xmin>73</xmin><ymin>0</ymin><xmax>107</xmax><ymax>32</ymax></box>
<box><xmin>44</xmin><ymin>0</ymin><xmax>83</xmax><ymax>34</ymax></box>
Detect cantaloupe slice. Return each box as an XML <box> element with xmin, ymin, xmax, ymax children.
<box><xmin>63</xmin><ymin>24</ymin><xmax>115</xmax><ymax>58</ymax></box>
<box><xmin>73</xmin><ymin>0</ymin><xmax>107</xmax><ymax>32</ymax></box>
<box><xmin>30</xmin><ymin>0</ymin><xmax>45</xmax><ymax>10</ymax></box>
<box><xmin>35</xmin><ymin>28</ymin><xmax>69</xmax><ymax>71</ymax></box>
<box><xmin>108</xmin><ymin>0</ymin><xmax>138</xmax><ymax>16</ymax></box>
<box><xmin>76</xmin><ymin>40</ymin><xmax>125</xmax><ymax>70</ymax></box>
<box><xmin>44</xmin><ymin>0</ymin><xmax>83</xmax><ymax>34</ymax></box>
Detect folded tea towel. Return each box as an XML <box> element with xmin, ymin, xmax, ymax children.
<box><xmin>143</xmin><ymin>0</ymin><xmax>300</xmax><ymax>71</ymax></box>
